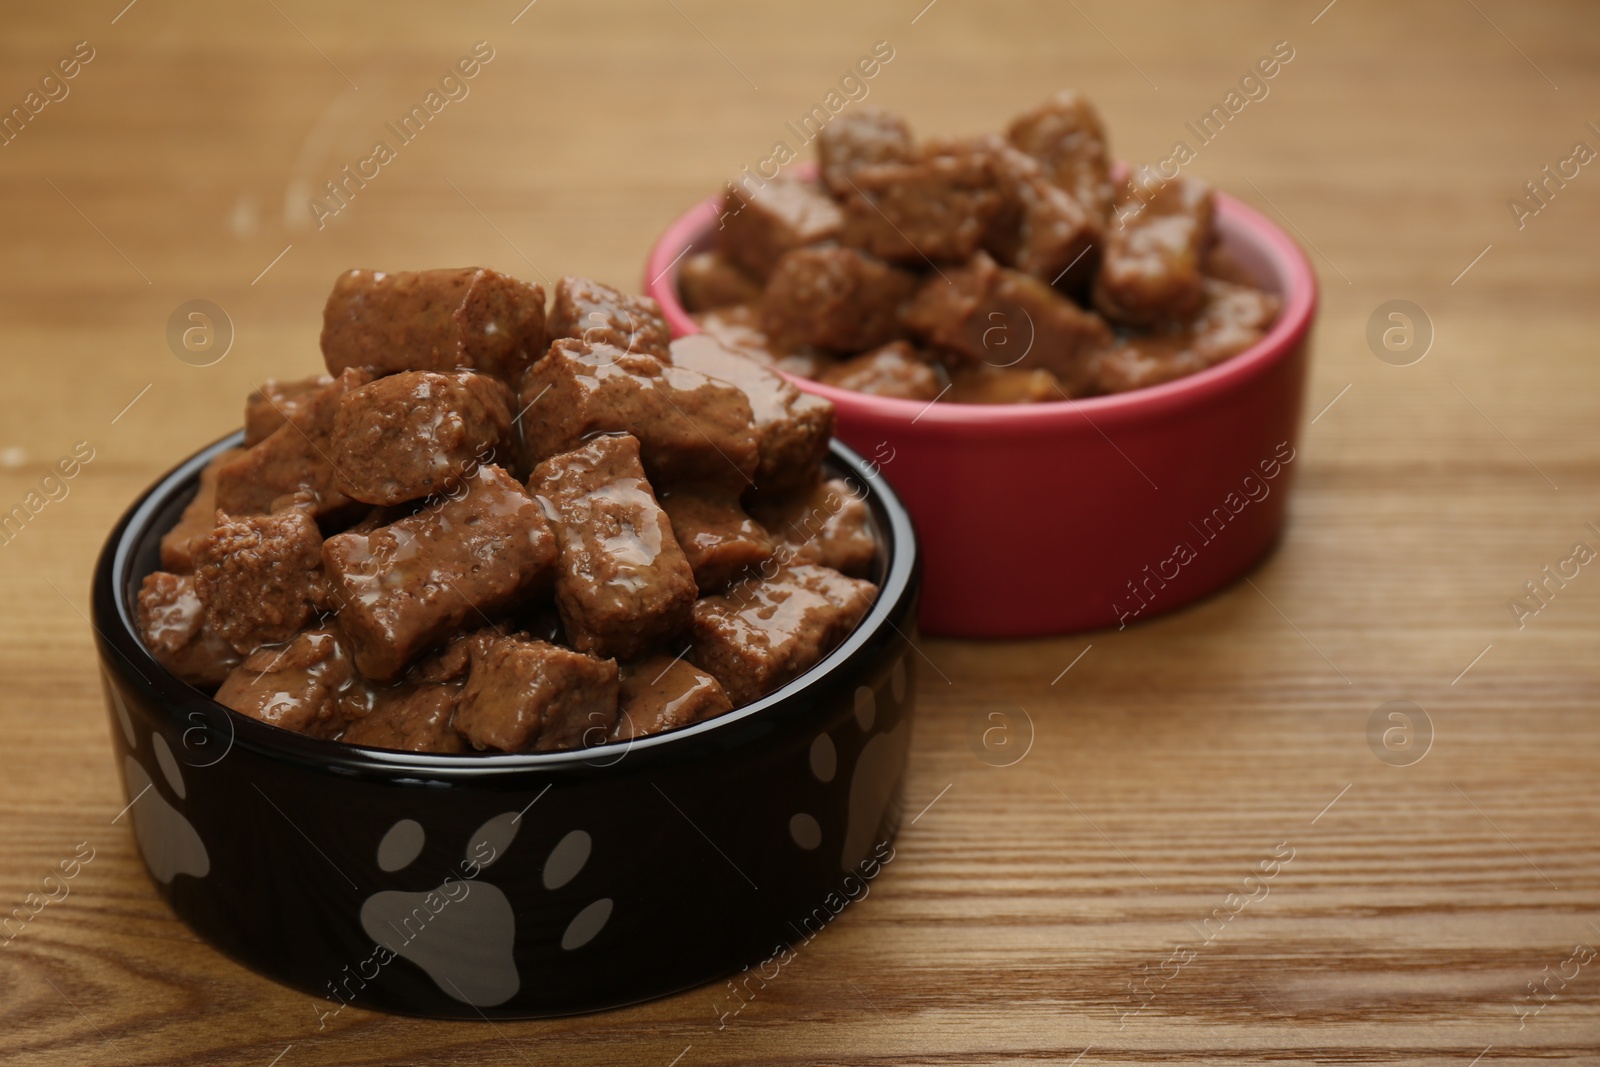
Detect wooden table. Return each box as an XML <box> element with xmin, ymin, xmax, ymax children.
<box><xmin>3</xmin><ymin>0</ymin><xmax>1596</xmax><ymax>1062</ymax></box>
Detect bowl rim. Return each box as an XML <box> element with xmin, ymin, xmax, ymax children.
<box><xmin>645</xmin><ymin>163</ymin><xmax>1318</xmax><ymax>429</ymax></box>
<box><xmin>92</xmin><ymin>432</ymin><xmax>919</xmax><ymax>779</ymax></box>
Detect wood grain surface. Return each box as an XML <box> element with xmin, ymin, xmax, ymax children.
<box><xmin>2</xmin><ymin>1</ymin><xmax>1598</xmax><ymax>1063</ymax></box>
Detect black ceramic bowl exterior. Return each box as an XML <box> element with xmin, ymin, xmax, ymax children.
<box><xmin>92</xmin><ymin>431</ymin><xmax>919</xmax><ymax>1019</ymax></box>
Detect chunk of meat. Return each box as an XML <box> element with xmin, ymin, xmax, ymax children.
<box><xmin>330</xmin><ymin>370</ymin><xmax>514</xmax><ymax>506</ymax></box>
<box><xmin>817</xmin><ymin>107</ymin><xmax>916</xmax><ymax>196</ymax></box>
<box><xmin>246</xmin><ymin>376</ymin><xmax>331</xmax><ymax>447</ymax></box>
<box><xmin>1088</xmin><ymin>279</ymin><xmax>1280</xmax><ymax>394</ymax></box>
<box><xmin>776</xmin><ymin>351</ymin><xmax>831</xmax><ymax>380</ymax></box>
<box><xmin>612</xmin><ymin>655</ymin><xmax>733</xmax><ymax>741</ymax></box>
<box><xmin>1087</xmin><ymin>334</ymin><xmax>1205</xmax><ymax>394</ymax></box>
<box><xmin>214</xmin><ymin>367</ymin><xmax>374</xmax><ymax>521</ymax></box>
<box><xmin>986</xmin><ymin>145</ymin><xmax>1102</xmax><ymax>288</ymax></box>
<box><xmin>346</xmin><ymin>503</ymin><xmax>420</xmax><ymax>535</ymax></box>
<box><xmin>690</xmin><ymin>564</ymin><xmax>878</xmax><ymax>705</ymax></box>
<box><xmin>531</xmin><ymin>434</ymin><xmax>698</xmax><ymax>661</ymax></box>
<box><xmin>749</xmin><ymin>478</ymin><xmax>876</xmax><ymax>578</ymax></box>
<box><xmin>677</xmin><ymin>252</ymin><xmax>765</xmax><ymax>313</ymax></box>
<box><xmin>341</xmin><ymin>683</ymin><xmax>466</xmax><ymax>754</ymax></box>
<box><xmin>322</xmin><ymin>464</ymin><xmax>557</xmax><ymax>681</ymax></box>
<box><xmin>320</xmin><ymin>267</ymin><xmax>546</xmax><ymax>384</ymax></box>
<box><xmin>760</xmin><ymin>246</ymin><xmax>918</xmax><ymax>353</ymax></box>
<box><xmin>667</xmin><ymin>333</ymin><xmax>834</xmax><ymax>494</ymax></box>
<box><xmin>660</xmin><ymin>488</ymin><xmax>775</xmax><ymax>592</ymax></box>
<box><xmin>946</xmin><ymin>363</ymin><xmax>1064</xmax><ymax>404</ymax></box>
<box><xmin>692</xmin><ymin>305</ymin><xmax>772</xmax><ymax>364</ymax></box>
<box><xmin>406</xmin><ymin>627</ymin><xmax>508</xmax><ymax>685</ymax></box>
<box><xmin>716</xmin><ymin>176</ymin><xmax>844</xmax><ymax>280</ymax></box>
<box><xmin>454</xmin><ymin>635</ymin><xmax>619</xmax><ymax>752</ymax></box>
<box><xmin>135</xmin><ymin>571</ymin><xmax>242</xmax><ymax>688</ymax></box>
<box><xmin>546</xmin><ymin>275</ymin><xmax>672</xmax><ymax>360</ymax></box>
<box><xmin>214</xmin><ymin>626</ymin><xmax>373</xmax><ymax>737</ymax></box>
<box><xmin>518</xmin><ymin>339</ymin><xmax>759</xmax><ymax>493</ymax></box>
<box><xmin>692</xmin><ymin>305</ymin><xmax>831</xmax><ymax>379</ymax></box>
<box><xmin>191</xmin><ymin>507</ymin><xmax>326</xmax><ymax>654</ymax></box>
<box><xmin>508</xmin><ymin>604</ymin><xmax>568</xmax><ymax>646</ymax></box>
<box><xmin>903</xmin><ymin>252</ymin><xmax>1112</xmax><ymax>393</ymax></box>
<box><xmin>1190</xmin><ymin>278</ymin><xmax>1280</xmax><ymax>361</ymax></box>
<box><xmin>816</xmin><ymin>341</ymin><xmax>943</xmax><ymax>401</ymax></box>
<box><xmin>159</xmin><ymin>447</ymin><xmax>244</xmax><ymax>573</ymax></box>
<box><xmin>1005</xmin><ymin>90</ymin><xmax>1114</xmax><ymax>221</ymax></box>
<box><xmin>1094</xmin><ymin>175</ymin><xmax>1215</xmax><ymax>327</ymax></box>
<box><xmin>840</xmin><ymin>154</ymin><xmax>1003</xmax><ymax>265</ymax></box>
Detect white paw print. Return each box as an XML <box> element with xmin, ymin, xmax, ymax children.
<box><xmin>790</xmin><ymin>657</ymin><xmax>911</xmax><ymax>872</ymax></box>
<box><xmin>360</xmin><ymin>813</ymin><xmax>613</xmax><ymax>1008</ymax></box>
<box><xmin>108</xmin><ymin>671</ymin><xmax>209</xmax><ymax>884</ymax></box>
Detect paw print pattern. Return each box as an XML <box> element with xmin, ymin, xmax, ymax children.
<box><xmin>360</xmin><ymin>814</ymin><xmax>614</xmax><ymax>1008</ymax></box>
<box><xmin>108</xmin><ymin>673</ymin><xmax>210</xmax><ymax>884</ymax></box>
<box><xmin>790</xmin><ymin>655</ymin><xmax>912</xmax><ymax>872</ymax></box>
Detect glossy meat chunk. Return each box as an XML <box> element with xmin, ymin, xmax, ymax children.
<box><xmin>214</xmin><ymin>367</ymin><xmax>374</xmax><ymax>520</ymax></box>
<box><xmin>612</xmin><ymin>654</ymin><xmax>733</xmax><ymax>741</ymax></box>
<box><xmin>903</xmin><ymin>252</ymin><xmax>1111</xmax><ymax>393</ymax></box>
<box><xmin>406</xmin><ymin>626</ymin><xmax>507</xmax><ymax>685</ymax></box>
<box><xmin>245</xmin><ymin>375</ymin><xmax>331</xmax><ymax>447</ymax></box>
<box><xmin>345</xmin><ymin>503</ymin><xmax>419</xmax><ymax>536</ymax></box>
<box><xmin>191</xmin><ymin>507</ymin><xmax>326</xmax><ymax>654</ymax></box>
<box><xmin>1094</xmin><ymin>175</ymin><xmax>1215</xmax><ymax>326</ymax></box>
<box><xmin>761</xmin><ymin>246</ymin><xmax>918</xmax><ymax>353</ymax></box>
<box><xmin>159</xmin><ymin>446</ymin><xmax>244</xmax><ymax>573</ymax></box>
<box><xmin>691</xmin><ymin>305</ymin><xmax>772</xmax><ymax>365</ymax></box>
<box><xmin>691</xmin><ymin>305</ymin><xmax>831</xmax><ymax>379</ymax></box>
<box><xmin>1088</xmin><ymin>334</ymin><xmax>1206</xmax><ymax>394</ymax></box>
<box><xmin>987</xmin><ymin>144</ymin><xmax>1102</xmax><ymax>287</ymax></box>
<box><xmin>817</xmin><ymin>107</ymin><xmax>917</xmax><ymax>196</ymax></box>
<box><xmin>547</xmin><ymin>275</ymin><xmax>672</xmax><ymax>360</ymax></box>
<box><xmin>816</xmin><ymin>341</ymin><xmax>943</xmax><ymax>400</ymax></box>
<box><xmin>135</xmin><ymin>571</ymin><xmax>242</xmax><ymax>688</ymax></box>
<box><xmin>1005</xmin><ymin>90</ymin><xmax>1114</xmax><ymax>220</ymax></box>
<box><xmin>1089</xmin><ymin>278</ymin><xmax>1280</xmax><ymax>393</ymax></box>
<box><xmin>531</xmin><ymin>434</ymin><xmax>698</xmax><ymax>661</ymax></box>
<box><xmin>330</xmin><ymin>370</ymin><xmax>514</xmax><ymax>506</ymax></box>
<box><xmin>454</xmin><ymin>634</ymin><xmax>619</xmax><ymax>752</ymax></box>
<box><xmin>690</xmin><ymin>564</ymin><xmax>877</xmax><ymax>704</ymax></box>
<box><xmin>716</xmin><ymin>176</ymin><xmax>843</xmax><ymax>279</ymax></box>
<box><xmin>342</xmin><ymin>683</ymin><xmax>466</xmax><ymax>753</ymax></box>
<box><xmin>661</xmin><ymin>488</ymin><xmax>775</xmax><ymax>592</ymax></box>
<box><xmin>750</xmin><ymin>478</ymin><xmax>877</xmax><ymax>578</ymax></box>
<box><xmin>667</xmin><ymin>333</ymin><xmax>834</xmax><ymax>495</ymax></box>
<box><xmin>677</xmin><ymin>251</ymin><xmax>765</xmax><ymax>313</ymax></box>
<box><xmin>214</xmin><ymin>626</ymin><xmax>372</xmax><ymax>737</ymax></box>
<box><xmin>518</xmin><ymin>339</ymin><xmax>759</xmax><ymax>493</ymax></box>
<box><xmin>320</xmin><ymin>267</ymin><xmax>546</xmax><ymax>384</ymax></box>
<box><xmin>321</xmin><ymin>464</ymin><xmax>557</xmax><ymax>682</ymax></box>
<box><xmin>840</xmin><ymin>154</ymin><xmax>1003</xmax><ymax>265</ymax></box>
<box><xmin>1190</xmin><ymin>278</ymin><xmax>1280</xmax><ymax>360</ymax></box>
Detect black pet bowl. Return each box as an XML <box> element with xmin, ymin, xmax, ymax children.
<box><xmin>91</xmin><ymin>431</ymin><xmax>920</xmax><ymax>1019</ymax></box>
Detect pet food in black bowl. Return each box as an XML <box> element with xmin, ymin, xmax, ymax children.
<box><xmin>90</xmin><ymin>268</ymin><xmax>921</xmax><ymax>1018</ymax></box>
